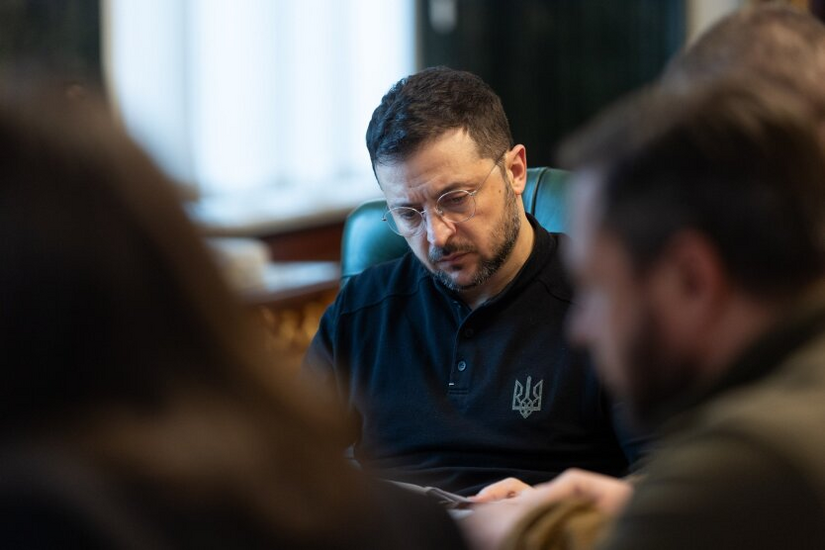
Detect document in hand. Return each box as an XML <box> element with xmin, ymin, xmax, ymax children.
<box><xmin>387</xmin><ymin>480</ymin><xmax>474</xmax><ymax>509</ymax></box>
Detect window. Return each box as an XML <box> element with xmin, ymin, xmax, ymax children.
<box><xmin>104</xmin><ymin>0</ymin><xmax>415</xmax><ymax>232</ymax></box>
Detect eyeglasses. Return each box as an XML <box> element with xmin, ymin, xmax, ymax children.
<box><xmin>382</xmin><ymin>152</ymin><xmax>506</xmax><ymax>237</ymax></box>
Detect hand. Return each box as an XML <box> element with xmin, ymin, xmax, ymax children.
<box><xmin>524</xmin><ymin>468</ymin><xmax>633</xmax><ymax>515</ymax></box>
<box><xmin>469</xmin><ymin>477</ymin><xmax>534</xmax><ymax>503</ymax></box>
<box><xmin>460</xmin><ymin>470</ymin><xmax>633</xmax><ymax>550</ymax></box>
<box><xmin>460</xmin><ymin>496</ymin><xmax>536</xmax><ymax>550</ymax></box>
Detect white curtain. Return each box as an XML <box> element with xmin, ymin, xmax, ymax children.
<box><xmin>105</xmin><ymin>0</ymin><xmax>414</xmax><ymax>223</ymax></box>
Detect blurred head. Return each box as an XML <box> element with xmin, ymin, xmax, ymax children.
<box><xmin>0</xmin><ymin>84</ymin><xmax>359</xmax><ymax>538</ymax></box>
<box><xmin>663</xmin><ymin>5</ymin><xmax>825</xmax><ymax>123</ymax></box>
<box><xmin>366</xmin><ymin>67</ymin><xmax>530</xmax><ymax>296</ymax></box>
<box><xmin>0</xmin><ymin>89</ymin><xmax>263</xmax><ymax>428</ymax></box>
<box><xmin>559</xmin><ymin>80</ymin><xmax>825</xmax><ymax>425</ymax></box>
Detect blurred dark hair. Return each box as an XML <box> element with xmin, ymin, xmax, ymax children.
<box><xmin>366</xmin><ymin>66</ymin><xmax>513</xmax><ymax>171</ymax></box>
<box><xmin>0</xmin><ymin>83</ymin><xmax>361</xmax><ymax>541</ymax></box>
<box><xmin>662</xmin><ymin>5</ymin><xmax>825</xmax><ymax>122</ymax></box>
<box><xmin>559</xmin><ymin>79</ymin><xmax>825</xmax><ymax>296</ymax></box>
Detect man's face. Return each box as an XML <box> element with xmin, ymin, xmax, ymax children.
<box><xmin>375</xmin><ymin>129</ymin><xmax>521</xmax><ymax>293</ymax></box>
<box><xmin>564</xmin><ymin>173</ymin><xmax>698</xmax><ymax>424</ymax></box>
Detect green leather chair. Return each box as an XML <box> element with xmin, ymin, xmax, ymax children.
<box><xmin>340</xmin><ymin>167</ymin><xmax>570</xmax><ymax>285</ymax></box>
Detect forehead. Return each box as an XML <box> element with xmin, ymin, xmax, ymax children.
<box><xmin>565</xmin><ymin>170</ymin><xmax>638</xmax><ymax>283</ymax></box>
<box><xmin>375</xmin><ymin>129</ymin><xmax>484</xmax><ymax>199</ymax></box>
<box><xmin>566</xmin><ymin>170</ymin><xmax>605</xmax><ymax>263</ymax></box>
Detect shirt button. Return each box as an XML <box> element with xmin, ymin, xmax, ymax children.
<box><xmin>457</xmin><ymin>360</ymin><xmax>467</xmax><ymax>371</ymax></box>
<box><xmin>464</xmin><ymin>328</ymin><xmax>474</xmax><ymax>338</ymax></box>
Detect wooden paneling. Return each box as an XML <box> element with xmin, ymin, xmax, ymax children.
<box><xmin>259</xmin><ymin>221</ymin><xmax>345</xmax><ymax>262</ymax></box>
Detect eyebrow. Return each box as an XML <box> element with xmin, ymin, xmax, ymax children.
<box><xmin>388</xmin><ymin>179</ymin><xmax>477</xmax><ymax>209</ymax></box>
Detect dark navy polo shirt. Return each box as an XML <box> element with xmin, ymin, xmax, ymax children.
<box><xmin>304</xmin><ymin>215</ymin><xmax>630</xmax><ymax>495</ymax></box>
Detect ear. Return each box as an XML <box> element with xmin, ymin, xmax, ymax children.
<box><xmin>505</xmin><ymin>144</ymin><xmax>528</xmax><ymax>196</ymax></box>
<box><xmin>651</xmin><ymin>230</ymin><xmax>730</xmax><ymax>341</ymax></box>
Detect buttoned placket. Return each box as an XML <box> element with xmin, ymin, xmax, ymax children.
<box><xmin>448</xmin><ymin>299</ymin><xmax>477</xmax><ymax>395</ymax></box>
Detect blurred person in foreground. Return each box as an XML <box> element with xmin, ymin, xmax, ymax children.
<box><xmin>661</xmin><ymin>4</ymin><xmax>825</xmax><ymax>122</ymax></box>
<box><xmin>461</xmin><ymin>78</ymin><xmax>825</xmax><ymax>549</ymax></box>
<box><xmin>0</xmin><ymin>86</ymin><xmax>466</xmax><ymax>549</ymax></box>
<box><xmin>469</xmin><ymin>1</ymin><xmax>825</xmax><ymax>506</ymax></box>
<box><xmin>303</xmin><ymin>66</ymin><xmax>638</xmax><ymax>498</ymax></box>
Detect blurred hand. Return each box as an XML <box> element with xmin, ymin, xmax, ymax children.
<box><xmin>525</xmin><ymin>468</ymin><xmax>633</xmax><ymax>515</ymax></box>
<box><xmin>460</xmin><ymin>496</ymin><xmax>536</xmax><ymax>550</ymax></box>
<box><xmin>460</xmin><ymin>469</ymin><xmax>633</xmax><ymax>550</ymax></box>
<box><xmin>470</xmin><ymin>477</ymin><xmax>534</xmax><ymax>503</ymax></box>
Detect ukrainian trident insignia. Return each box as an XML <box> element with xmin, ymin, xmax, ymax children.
<box><xmin>512</xmin><ymin>375</ymin><xmax>543</xmax><ymax>419</ymax></box>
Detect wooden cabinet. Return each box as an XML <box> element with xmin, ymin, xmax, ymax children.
<box><xmin>242</xmin><ymin>221</ymin><xmax>344</xmax><ymax>373</ymax></box>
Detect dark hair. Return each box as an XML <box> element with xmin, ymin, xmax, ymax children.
<box><xmin>366</xmin><ymin>66</ymin><xmax>513</xmax><ymax>169</ymax></box>
<box><xmin>0</xmin><ymin>85</ymin><xmax>363</xmax><ymax>541</ymax></box>
<box><xmin>559</xmin><ymin>79</ymin><xmax>825</xmax><ymax>295</ymax></box>
<box><xmin>662</xmin><ymin>5</ymin><xmax>825</xmax><ymax>121</ymax></box>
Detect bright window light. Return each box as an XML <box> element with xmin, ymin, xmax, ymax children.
<box><xmin>105</xmin><ymin>0</ymin><xmax>414</xmax><ymax>229</ymax></box>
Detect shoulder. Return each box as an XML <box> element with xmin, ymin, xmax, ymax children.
<box><xmin>606</xmin><ymin>427</ymin><xmax>825</xmax><ymax>550</ymax></box>
<box><xmin>334</xmin><ymin>252</ymin><xmax>432</xmax><ymax>316</ymax></box>
<box><xmin>532</xmin><ymin>228</ymin><xmax>575</xmax><ymax>304</ymax></box>
<box><xmin>604</xmin><ymin>329</ymin><xmax>825</xmax><ymax>549</ymax></box>
<box><xmin>608</xmin><ymin>347</ymin><xmax>825</xmax><ymax>548</ymax></box>
<box><xmin>689</xmin><ymin>332</ymin><xmax>825</xmax><ymax>470</ymax></box>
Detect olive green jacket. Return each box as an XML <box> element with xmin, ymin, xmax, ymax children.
<box><xmin>602</xmin><ymin>285</ymin><xmax>825</xmax><ymax>550</ymax></box>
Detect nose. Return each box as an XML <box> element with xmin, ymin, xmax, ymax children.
<box><xmin>566</xmin><ymin>302</ymin><xmax>591</xmax><ymax>349</ymax></box>
<box><xmin>424</xmin><ymin>210</ymin><xmax>456</xmax><ymax>247</ymax></box>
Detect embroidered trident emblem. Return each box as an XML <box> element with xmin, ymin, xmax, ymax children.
<box><xmin>512</xmin><ymin>375</ymin><xmax>543</xmax><ymax>419</ymax></box>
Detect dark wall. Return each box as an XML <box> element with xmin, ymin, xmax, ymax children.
<box><xmin>0</xmin><ymin>0</ymin><xmax>101</xmax><ymax>84</ymax></box>
<box><xmin>419</xmin><ymin>0</ymin><xmax>685</xmax><ymax>167</ymax></box>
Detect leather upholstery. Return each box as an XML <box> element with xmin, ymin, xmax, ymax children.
<box><xmin>340</xmin><ymin>167</ymin><xmax>570</xmax><ymax>285</ymax></box>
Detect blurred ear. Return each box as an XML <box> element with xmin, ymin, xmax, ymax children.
<box><xmin>649</xmin><ymin>230</ymin><xmax>729</xmax><ymax>343</ymax></box>
<box><xmin>505</xmin><ymin>144</ymin><xmax>527</xmax><ymax>195</ymax></box>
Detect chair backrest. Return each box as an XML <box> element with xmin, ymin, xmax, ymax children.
<box><xmin>340</xmin><ymin>167</ymin><xmax>570</xmax><ymax>285</ymax></box>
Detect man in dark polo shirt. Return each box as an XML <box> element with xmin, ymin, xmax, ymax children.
<box><xmin>303</xmin><ymin>67</ymin><xmax>635</xmax><ymax>496</ymax></box>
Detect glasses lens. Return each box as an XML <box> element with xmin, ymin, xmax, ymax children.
<box><xmin>437</xmin><ymin>190</ymin><xmax>476</xmax><ymax>223</ymax></box>
<box><xmin>385</xmin><ymin>207</ymin><xmax>423</xmax><ymax>236</ymax></box>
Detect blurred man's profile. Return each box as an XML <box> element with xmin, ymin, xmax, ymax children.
<box><xmin>463</xmin><ymin>77</ymin><xmax>825</xmax><ymax>550</ymax></box>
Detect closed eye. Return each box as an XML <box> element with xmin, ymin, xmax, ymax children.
<box><xmin>440</xmin><ymin>192</ymin><xmax>471</xmax><ymax>208</ymax></box>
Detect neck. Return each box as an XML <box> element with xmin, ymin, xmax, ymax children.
<box><xmin>462</xmin><ymin>212</ymin><xmax>535</xmax><ymax>310</ymax></box>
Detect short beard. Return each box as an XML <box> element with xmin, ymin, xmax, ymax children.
<box><xmin>429</xmin><ymin>183</ymin><xmax>521</xmax><ymax>293</ymax></box>
<box><xmin>622</xmin><ymin>302</ymin><xmax>698</xmax><ymax>431</ymax></box>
